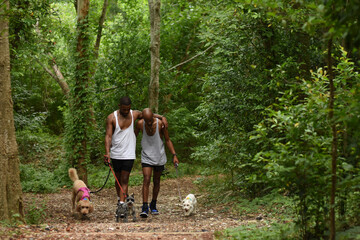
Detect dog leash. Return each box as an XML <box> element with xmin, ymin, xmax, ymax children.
<box><xmin>175</xmin><ymin>163</ymin><xmax>182</xmax><ymax>202</ymax></box>
<box><xmin>104</xmin><ymin>157</ymin><xmax>127</xmax><ymax>197</ymax></box>
<box><xmin>90</xmin><ymin>168</ymin><xmax>111</xmax><ymax>194</ymax></box>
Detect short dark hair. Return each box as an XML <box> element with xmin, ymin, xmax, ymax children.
<box><xmin>120</xmin><ymin>96</ymin><xmax>132</xmax><ymax>106</ymax></box>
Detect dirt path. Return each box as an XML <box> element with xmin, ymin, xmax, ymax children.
<box><xmin>1</xmin><ymin>175</ymin><xmax>257</xmax><ymax>239</ymax></box>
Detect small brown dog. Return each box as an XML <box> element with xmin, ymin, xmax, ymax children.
<box><xmin>68</xmin><ymin>168</ymin><xmax>94</xmax><ymax>218</ymax></box>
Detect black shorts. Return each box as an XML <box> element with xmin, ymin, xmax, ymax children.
<box><xmin>111</xmin><ymin>159</ymin><xmax>134</xmax><ymax>173</ymax></box>
<box><xmin>141</xmin><ymin>163</ymin><xmax>165</xmax><ymax>172</ymax></box>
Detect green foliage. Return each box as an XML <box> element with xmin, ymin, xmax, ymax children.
<box><xmin>216</xmin><ymin>222</ymin><xmax>299</xmax><ymax>240</ymax></box>
<box><xmin>250</xmin><ymin>49</ymin><xmax>360</xmax><ymax>238</ymax></box>
<box><xmin>25</xmin><ymin>198</ymin><xmax>47</xmax><ymax>225</ymax></box>
<box><xmin>87</xmin><ymin>164</ymin><xmax>114</xmax><ymax>189</ymax></box>
<box><xmin>17</xmin><ymin>130</ymin><xmax>70</xmax><ymax>193</ymax></box>
<box><xmin>16</xmin><ymin>130</ymin><xmax>63</xmax><ymax>164</ymax></box>
<box><xmin>191</xmin><ymin>0</ymin><xmax>324</xmax><ymax>199</ymax></box>
<box><xmin>337</xmin><ymin>226</ymin><xmax>360</xmax><ymax>240</ymax></box>
<box><xmin>20</xmin><ymin>162</ymin><xmax>70</xmax><ymax>193</ymax></box>
<box><xmin>8</xmin><ymin>0</ymin><xmax>360</xmax><ymax>237</ymax></box>
<box><xmin>323</xmin><ymin>0</ymin><xmax>360</xmax><ymax>52</ymax></box>
<box><xmin>0</xmin><ymin>213</ymin><xmax>24</xmax><ymax>227</ymax></box>
<box><xmin>10</xmin><ymin>0</ymin><xmax>66</xmax><ymax>135</ymax></box>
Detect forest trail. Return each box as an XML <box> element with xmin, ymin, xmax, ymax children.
<box><xmin>1</xmin><ymin>175</ymin><xmax>263</xmax><ymax>239</ymax></box>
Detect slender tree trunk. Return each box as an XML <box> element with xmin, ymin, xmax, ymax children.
<box><xmin>73</xmin><ymin>0</ymin><xmax>90</xmax><ymax>183</ymax></box>
<box><xmin>0</xmin><ymin>0</ymin><xmax>24</xmax><ymax>222</ymax></box>
<box><xmin>328</xmin><ymin>37</ymin><xmax>337</xmax><ymax>240</ymax></box>
<box><xmin>148</xmin><ymin>0</ymin><xmax>161</xmax><ymax>113</ymax></box>
<box><xmin>94</xmin><ymin>0</ymin><xmax>109</xmax><ymax>58</ymax></box>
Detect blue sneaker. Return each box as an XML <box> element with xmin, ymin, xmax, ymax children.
<box><xmin>150</xmin><ymin>201</ymin><xmax>159</xmax><ymax>215</ymax></box>
<box><xmin>140</xmin><ymin>205</ymin><xmax>149</xmax><ymax>218</ymax></box>
<box><xmin>150</xmin><ymin>208</ymin><xmax>159</xmax><ymax>215</ymax></box>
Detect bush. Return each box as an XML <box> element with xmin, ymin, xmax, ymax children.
<box><xmin>16</xmin><ymin>130</ymin><xmax>63</xmax><ymax>168</ymax></box>
<box><xmin>216</xmin><ymin>222</ymin><xmax>299</xmax><ymax>240</ymax></box>
<box><xmin>20</xmin><ymin>162</ymin><xmax>71</xmax><ymax>193</ymax></box>
<box><xmin>25</xmin><ymin>198</ymin><xmax>47</xmax><ymax>225</ymax></box>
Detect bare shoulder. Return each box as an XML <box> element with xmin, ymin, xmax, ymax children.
<box><xmin>106</xmin><ymin>112</ymin><xmax>115</xmax><ymax>122</ymax></box>
<box><xmin>132</xmin><ymin>110</ymin><xmax>142</xmax><ymax>119</ymax></box>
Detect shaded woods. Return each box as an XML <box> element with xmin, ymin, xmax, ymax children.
<box><xmin>1</xmin><ymin>0</ymin><xmax>360</xmax><ymax>239</ymax></box>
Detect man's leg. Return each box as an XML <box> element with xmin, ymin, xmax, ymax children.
<box><xmin>152</xmin><ymin>170</ymin><xmax>162</xmax><ymax>201</ymax></box>
<box><xmin>114</xmin><ymin>160</ymin><xmax>134</xmax><ymax>203</ymax></box>
<box><xmin>119</xmin><ymin>170</ymin><xmax>130</xmax><ymax>202</ymax></box>
<box><xmin>142</xmin><ymin>167</ymin><xmax>152</xmax><ymax>203</ymax></box>
<box><xmin>112</xmin><ymin>159</ymin><xmax>122</xmax><ymax>204</ymax></box>
<box><xmin>140</xmin><ymin>167</ymin><xmax>152</xmax><ymax>218</ymax></box>
<box><xmin>149</xmin><ymin>170</ymin><xmax>162</xmax><ymax>215</ymax></box>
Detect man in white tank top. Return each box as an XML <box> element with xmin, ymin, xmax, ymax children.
<box><xmin>135</xmin><ymin>108</ymin><xmax>179</xmax><ymax>217</ymax></box>
<box><xmin>104</xmin><ymin>97</ymin><xmax>167</xmax><ymax>206</ymax></box>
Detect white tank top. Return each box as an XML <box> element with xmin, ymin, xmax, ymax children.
<box><xmin>110</xmin><ymin>110</ymin><xmax>136</xmax><ymax>160</ymax></box>
<box><xmin>141</xmin><ymin>119</ymin><xmax>167</xmax><ymax>166</ymax></box>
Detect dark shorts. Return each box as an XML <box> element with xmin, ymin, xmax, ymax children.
<box><xmin>142</xmin><ymin>163</ymin><xmax>165</xmax><ymax>172</ymax></box>
<box><xmin>111</xmin><ymin>159</ymin><xmax>134</xmax><ymax>173</ymax></box>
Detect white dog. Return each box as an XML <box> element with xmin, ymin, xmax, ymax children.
<box><xmin>182</xmin><ymin>194</ymin><xmax>197</xmax><ymax>216</ymax></box>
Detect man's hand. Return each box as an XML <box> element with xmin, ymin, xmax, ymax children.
<box><xmin>173</xmin><ymin>155</ymin><xmax>179</xmax><ymax>167</ymax></box>
<box><xmin>162</xmin><ymin>116</ymin><xmax>168</xmax><ymax>129</ymax></box>
<box><xmin>104</xmin><ymin>155</ymin><xmax>110</xmax><ymax>166</ymax></box>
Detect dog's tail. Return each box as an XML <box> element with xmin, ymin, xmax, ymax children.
<box><xmin>68</xmin><ymin>168</ymin><xmax>79</xmax><ymax>182</ymax></box>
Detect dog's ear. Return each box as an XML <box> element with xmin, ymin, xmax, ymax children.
<box><xmin>89</xmin><ymin>203</ymin><xmax>94</xmax><ymax>213</ymax></box>
<box><xmin>131</xmin><ymin>193</ymin><xmax>134</xmax><ymax>197</ymax></box>
<box><xmin>76</xmin><ymin>202</ymin><xmax>81</xmax><ymax>212</ymax></box>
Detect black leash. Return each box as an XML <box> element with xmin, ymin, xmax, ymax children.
<box><xmin>90</xmin><ymin>168</ymin><xmax>111</xmax><ymax>194</ymax></box>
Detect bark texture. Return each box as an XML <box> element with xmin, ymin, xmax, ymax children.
<box><xmin>0</xmin><ymin>0</ymin><xmax>24</xmax><ymax>222</ymax></box>
<box><xmin>94</xmin><ymin>0</ymin><xmax>109</xmax><ymax>58</ymax></box>
<box><xmin>73</xmin><ymin>0</ymin><xmax>90</xmax><ymax>183</ymax></box>
<box><xmin>148</xmin><ymin>0</ymin><xmax>161</xmax><ymax>113</ymax></box>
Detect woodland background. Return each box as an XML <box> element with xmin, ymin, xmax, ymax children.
<box><xmin>1</xmin><ymin>0</ymin><xmax>360</xmax><ymax>239</ymax></box>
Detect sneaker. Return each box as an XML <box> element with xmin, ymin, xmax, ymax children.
<box><xmin>150</xmin><ymin>208</ymin><xmax>159</xmax><ymax>215</ymax></box>
<box><xmin>150</xmin><ymin>201</ymin><xmax>159</xmax><ymax>215</ymax></box>
<box><xmin>140</xmin><ymin>205</ymin><xmax>149</xmax><ymax>218</ymax></box>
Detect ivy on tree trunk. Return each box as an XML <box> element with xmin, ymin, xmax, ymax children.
<box><xmin>70</xmin><ymin>0</ymin><xmax>92</xmax><ymax>183</ymax></box>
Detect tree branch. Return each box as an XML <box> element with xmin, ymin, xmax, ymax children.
<box><xmin>101</xmin><ymin>81</ymin><xmax>136</xmax><ymax>92</ymax></box>
<box><xmin>166</xmin><ymin>43</ymin><xmax>216</xmax><ymax>72</ymax></box>
<box><xmin>35</xmin><ymin>56</ymin><xmax>70</xmax><ymax>96</ymax></box>
<box><xmin>35</xmin><ymin>57</ymin><xmax>57</xmax><ymax>80</ymax></box>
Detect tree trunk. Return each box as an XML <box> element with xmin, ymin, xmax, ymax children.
<box><xmin>328</xmin><ymin>37</ymin><xmax>337</xmax><ymax>240</ymax></box>
<box><xmin>148</xmin><ymin>0</ymin><xmax>161</xmax><ymax>113</ymax></box>
<box><xmin>94</xmin><ymin>0</ymin><xmax>109</xmax><ymax>59</ymax></box>
<box><xmin>0</xmin><ymin>0</ymin><xmax>24</xmax><ymax>222</ymax></box>
<box><xmin>73</xmin><ymin>0</ymin><xmax>91</xmax><ymax>183</ymax></box>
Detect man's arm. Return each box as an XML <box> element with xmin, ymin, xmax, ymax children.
<box><xmin>132</xmin><ymin>110</ymin><xmax>142</xmax><ymax>120</ymax></box>
<box><xmin>133</xmin><ymin>109</ymin><xmax>168</xmax><ymax>128</ymax></box>
<box><xmin>104</xmin><ymin>114</ymin><xmax>114</xmax><ymax>163</ymax></box>
<box><xmin>135</xmin><ymin>119</ymin><xmax>143</xmax><ymax>137</ymax></box>
<box><xmin>162</xmin><ymin>125</ymin><xmax>179</xmax><ymax>166</ymax></box>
